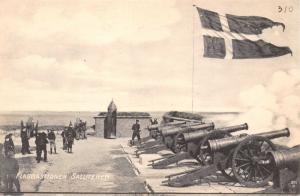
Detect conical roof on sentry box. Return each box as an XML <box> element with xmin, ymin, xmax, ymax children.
<box><xmin>107</xmin><ymin>100</ymin><xmax>117</xmax><ymax>112</ymax></box>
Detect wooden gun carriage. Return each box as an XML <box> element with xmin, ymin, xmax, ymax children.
<box><xmin>163</xmin><ymin>128</ymin><xmax>290</xmax><ymax>187</ymax></box>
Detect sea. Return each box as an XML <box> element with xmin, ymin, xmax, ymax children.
<box><xmin>0</xmin><ymin>111</ymin><xmax>239</xmax><ymax>131</ymax></box>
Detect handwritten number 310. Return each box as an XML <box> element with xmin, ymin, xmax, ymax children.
<box><xmin>278</xmin><ymin>6</ymin><xmax>293</xmax><ymax>13</ymax></box>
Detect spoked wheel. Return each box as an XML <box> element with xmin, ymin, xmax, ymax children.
<box><xmin>217</xmin><ymin>151</ymin><xmax>237</xmax><ymax>181</ymax></box>
<box><xmin>173</xmin><ymin>142</ymin><xmax>187</xmax><ymax>153</ymax></box>
<box><xmin>150</xmin><ymin>130</ymin><xmax>157</xmax><ymax>139</ymax></box>
<box><xmin>173</xmin><ymin>133</ymin><xmax>187</xmax><ymax>153</ymax></box>
<box><xmin>195</xmin><ymin>131</ymin><xmax>232</xmax><ymax>165</ymax></box>
<box><xmin>169</xmin><ymin>137</ymin><xmax>178</xmax><ymax>153</ymax></box>
<box><xmin>187</xmin><ymin>142</ymin><xmax>199</xmax><ymax>158</ymax></box>
<box><xmin>164</xmin><ymin>136</ymin><xmax>173</xmax><ymax>149</ymax></box>
<box><xmin>232</xmin><ymin>136</ymin><xmax>276</xmax><ymax>188</ymax></box>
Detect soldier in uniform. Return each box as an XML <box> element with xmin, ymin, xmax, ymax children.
<box><xmin>35</xmin><ymin>132</ymin><xmax>48</xmax><ymax>163</ymax></box>
<box><xmin>4</xmin><ymin>134</ymin><xmax>15</xmax><ymax>157</ymax></box>
<box><xmin>48</xmin><ymin>129</ymin><xmax>56</xmax><ymax>154</ymax></box>
<box><xmin>80</xmin><ymin>120</ymin><xmax>87</xmax><ymax>139</ymax></box>
<box><xmin>131</xmin><ymin>119</ymin><xmax>141</xmax><ymax>145</ymax></box>
<box><xmin>2</xmin><ymin>151</ymin><xmax>20</xmax><ymax>192</ymax></box>
<box><xmin>66</xmin><ymin>124</ymin><xmax>75</xmax><ymax>153</ymax></box>
<box><xmin>61</xmin><ymin>127</ymin><xmax>67</xmax><ymax>150</ymax></box>
<box><xmin>20</xmin><ymin>129</ymin><xmax>31</xmax><ymax>155</ymax></box>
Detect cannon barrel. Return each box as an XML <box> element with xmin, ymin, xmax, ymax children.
<box><xmin>209</xmin><ymin>128</ymin><xmax>290</xmax><ymax>152</ymax></box>
<box><xmin>148</xmin><ymin>121</ymin><xmax>186</xmax><ymax>131</ymax></box>
<box><xmin>158</xmin><ymin>122</ymin><xmax>203</xmax><ymax>134</ymax></box>
<box><xmin>255</xmin><ymin>128</ymin><xmax>290</xmax><ymax>140</ymax></box>
<box><xmin>177</xmin><ymin>123</ymin><xmax>248</xmax><ymax>144</ymax></box>
<box><xmin>267</xmin><ymin>145</ymin><xmax>300</xmax><ymax>169</ymax></box>
<box><xmin>163</xmin><ymin>116</ymin><xmax>202</xmax><ymax>123</ymax></box>
<box><xmin>161</xmin><ymin>122</ymin><xmax>214</xmax><ymax>137</ymax></box>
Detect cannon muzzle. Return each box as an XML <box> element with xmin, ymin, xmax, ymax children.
<box><xmin>267</xmin><ymin>145</ymin><xmax>300</xmax><ymax>169</ymax></box>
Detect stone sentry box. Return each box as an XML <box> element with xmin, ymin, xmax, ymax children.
<box><xmin>94</xmin><ymin>101</ymin><xmax>151</xmax><ymax>138</ymax></box>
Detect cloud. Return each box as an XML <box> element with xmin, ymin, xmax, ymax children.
<box><xmin>233</xmin><ymin>69</ymin><xmax>300</xmax><ymax>147</ymax></box>
<box><xmin>0</xmin><ymin>0</ymin><xmax>180</xmax><ymax>47</ymax></box>
<box><xmin>0</xmin><ymin>0</ymin><xmax>299</xmax><ymax>113</ymax></box>
<box><xmin>239</xmin><ymin>84</ymin><xmax>278</xmax><ymax>111</ymax></box>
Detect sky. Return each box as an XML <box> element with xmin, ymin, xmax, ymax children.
<box><xmin>0</xmin><ymin>0</ymin><xmax>299</xmax><ymax>112</ymax></box>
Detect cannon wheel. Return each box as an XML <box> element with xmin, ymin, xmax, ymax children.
<box><xmin>217</xmin><ymin>151</ymin><xmax>237</xmax><ymax>181</ymax></box>
<box><xmin>232</xmin><ymin>136</ymin><xmax>276</xmax><ymax>188</ymax></box>
<box><xmin>195</xmin><ymin>131</ymin><xmax>232</xmax><ymax>165</ymax></box>
<box><xmin>150</xmin><ymin>129</ymin><xmax>158</xmax><ymax>139</ymax></box>
<box><xmin>164</xmin><ymin>136</ymin><xmax>173</xmax><ymax>149</ymax></box>
<box><xmin>173</xmin><ymin>134</ymin><xmax>187</xmax><ymax>153</ymax></box>
<box><xmin>169</xmin><ymin>136</ymin><xmax>178</xmax><ymax>153</ymax></box>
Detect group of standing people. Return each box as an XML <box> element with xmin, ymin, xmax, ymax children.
<box><xmin>0</xmin><ymin>120</ymin><xmax>81</xmax><ymax>192</ymax></box>
<box><xmin>74</xmin><ymin>119</ymin><xmax>87</xmax><ymax>140</ymax></box>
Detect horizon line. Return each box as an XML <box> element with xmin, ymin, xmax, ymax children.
<box><xmin>0</xmin><ymin>110</ymin><xmax>242</xmax><ymax>113</ymax></box>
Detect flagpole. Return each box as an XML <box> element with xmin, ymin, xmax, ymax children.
<box><xmin>192</xmin><ymin>4</ymin><xmax>196</xmax><ymax>113</ymax></box>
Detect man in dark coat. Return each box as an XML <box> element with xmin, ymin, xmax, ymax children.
<box><xmin>48</xmin><ymin>129</ymin><xmax>56</xmax><ymax>154</ymax></box>
<box><xmin>35</xmin><ymin>132</ymin><xmax>48</xmax><ymax>163</ymax></box>
<box><xmin>20</xmin><ymin>129</ymin><xmax>31</xmax><ymax>155</ymax></box>
<box><xmin>2</xmin><ymin>151</ymin><xmax>20</xmax><ymax>192</ymax></box>
<box><xmin>66</xmin><ymin>126</ymin><xmax>75</xmax><ymax>153</ymax></box>
<box><xmin>4</xmin><ymin>134</ymin><xmax>15</xmax><ymax>157</ymax></box>
<box><xmin>131</xmin><ymin>120</ymin><xmax>141</xmax><ymax>145</ymax></box>
<box><xmin>61</xmin><ymin>128</ymin><xmax>67</xmax><ymax>150</ymax></box>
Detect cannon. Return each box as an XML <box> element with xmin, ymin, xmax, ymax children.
<box><xmin>267</xmin><ymin>145</ymin><xmax>300</xmax><ymax>193</ymax></box>
<box><xmin>176</xmin><ymin>123</ymin><xmax>248</xmax><ymax>157</ymax></box>
<box><xmin>136</xmin><ymin>122</ymin><xmax>192</xmax><ymax>155</ymax></box>
<box><xmin>161</xmin><ymin>122</ymin><xmax>213</xmax><ymax>152</ymax></box>
<box><xmin>148</xmin><ymin>121</ymin><xmax>186</xmax><ymax>131</ymax></box>
<box><xmin>147</xmin><ymin>121</ymin><xmax>187</xmax><ymax>139</ymax></box>
<box><xmin>163</xmin><ymin>128</ymin><xmax>290</xmax><ymax>187</ymax></box>
<box><xmin>136</xmin><ymin>121</ymin><xmax>187</xmax><ymax>151</ymax></box>
<box><xmin>163</xmin><ymin>116</ymin><xmax>203</xmax><ymax>123</ymax></box>
<box><xmin>148</xmin><ymin>122</ymin><xmax>214</xmax><ymax>168</ymax></box>
<box><xmin>149</xmin><ymin>123</ymin><xmax>247</xmax><ymax>169</ymax></box>
<box><xmin>136</xmin><ymin>122</ymin><xmax>206</xmax><ymax>157</ymax></box>
<box><xmin>231</xmin><ymin>143</ymin><xmax>300</xmax><ymax>191</ymax></box>
<box><xmin>199</xmin><ymin>128</ymin><xmax>290</xmax><ymax>166</ymax></box>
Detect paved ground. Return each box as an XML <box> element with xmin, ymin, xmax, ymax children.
<box><xmin>0</xmin><ymin>135</ymin><xmax>147</xmax><ymax>193</ymax></box>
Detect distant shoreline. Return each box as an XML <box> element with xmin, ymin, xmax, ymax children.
<box><xmin>0</xmin><ymin>111</ymin><xmax>240</xmax><ymax>130</ymax></box>
<box><xmin>0</xmin><ymin>110</ymin><xmax>241</xmax><ymax>114</ymax></box>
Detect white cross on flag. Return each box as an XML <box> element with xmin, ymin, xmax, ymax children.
<box><xmin>196</xmin><ymin>7</ymin><xmax>292</xmax><ymax>59</ymax></box>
